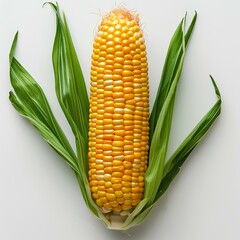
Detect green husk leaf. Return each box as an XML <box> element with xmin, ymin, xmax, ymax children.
<box><xmin>144</xmin><ymin>16</ymin><xmax>186</xmax><ymax>207</ymax></box>
<box><xmin>9</xmin><ymin>18</ymin><xmax>103</xmax><ymax>223</ymax></box>
<box><xmin>155</xmin><ymin>76</ymin><xmax>221</xmax><ymax>201</ymax></box>
<box><xmin>46</xmin><ymin>2</ymin><xmax>106</xmax><ymax>220</ymax></box>
<box><xmin>149</xmin><ymin>12</ymin><xmax>197</xmax><ymax>142</ymax></box>
<box><xmin>47</xmin><ymin>2</ymin><xmax>89</xmax><ymax>174</ymax></box>
<box><xmin>9</xmin><ymin>32</ymin><xmax>79</xmax><ymax>174</ymax></box>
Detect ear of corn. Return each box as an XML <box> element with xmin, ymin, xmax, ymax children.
<box><xmin>9</xmin><ymin>3</ymin><xmax>221</xmax><ymax>230</ymax></box>
<box><xmin>88</xmin><ymin>9</ymin><xmax>149</xmax><ymax>215</ymax></box>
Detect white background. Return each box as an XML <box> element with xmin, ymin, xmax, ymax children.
<box><xmin>0</xmin><ymin>0</ymin><xmax>239</xmax><ymax>239</ymax></box>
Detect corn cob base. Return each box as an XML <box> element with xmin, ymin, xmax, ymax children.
<box><xmin>88</xmin><ymin>8</ymin><xmax>149</xmax><ymax>217</ymax></box>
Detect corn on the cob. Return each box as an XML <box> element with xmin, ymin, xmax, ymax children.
<box><xmin>88</xmin><ymin>8</ymin><xmax>149</xmax><ymax>215</ymax></box>
<box><xmin>10</xmin><ymin>3</ymin><xmax>222</xmax><ymax>230</ymax></box>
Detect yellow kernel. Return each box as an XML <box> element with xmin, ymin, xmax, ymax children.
<box><xmin>104</xmin><ymin>91</ymin><xmax>113</xmax><ymax>97</ymax></box>
<box><xmin>122</xmin><ymin>175</ymin><xmax>131</xmax><ymax>182</ymax></box>
<box><xmin>123</xmin><ymin>46</ymin><xmax>131</xmax><ymax>54</ymax></box>
<box><xmin>123</xmin><ymin>87</ymin><xmax>133</xmax><ymax>94</ymax></box>
<box><xmin>134</xmin><ymin>88</ymin><xmax>142</xmax><ymax>94</ymax></box>
<box><xmin>122</xmin><ymin>187</ymin><xmax>131</xmax><ymax>193</ymax></box>
<box><xmin>92</xmin><ymin>193</ymin><xmax>99</xmax><ymax>199</ymax></box>
<box><xmin>102</xmin><ymin>155</ymin><xmax>113</xmax><ymax>161</ymax></box>
<box><xmin>106</xmin><ymin>47</ymin><xmax>115</xmax><ymax>54</ymax></box>
<box><xmin>115</xmin><ymin>45</ymin><xmax>123</xmax><ymax>51</ymax></box>
<box><xmin>104</xmin><ymin>134</ymin><xmax>114</xmax><ymax>140</ymax></box>
<box><xmin>115</xmin><ymin>191</ymin><xmax>123</xmax><ymax>197</ymax></box>
<box><xmin>123</xmin><ymin>114</ymin><xmax>134</xmax><ymax>120</ymax></box>
<box><xmin>96</xmin><ymin>199</ymin><xmax>102</xmax><ymax>206</ymax></box>
<box><xmin>105</xmin><ymin>60</ymin><xmax>114</xmax><ymax>66</ymax></box>
<box><xmin>100</xmin><ymin>197</ymin><xmax>108</xmax><ymax>204</ymax></box>
<box><xmin>124</xmin><ymin>145</ymin><xmax>133</xmax><ymax>151</ymax></box>
<box><xmin>113</xmin><ymin>69</ymin><xmax>123</xmax><ymax>75</ymax></box>
<box><xmin>112</xmin><ymin>165</ymin><xmax>124</xmax><ymax>172</ymax></box>
<box><xmin>111</xmin><ymin>178</ymin><xmax>122</xmax><ymax>184</ymax></box>
<box><xmin>104</xmin><ymin>101</ymin><xmax>114</xmax><ymax>108</ymax></box>
<box><xmin>113</xmin><ymin>92</ymin><xmax>124</xmax><ymax>98</ymax></box>
<box><xmin>114</xmin><ymin>108</ymin><xmax>124</xmax><ymax>114</ymax></box>
<box><xmin>110</xmin><ymin>201</ymin><xmax>119</xmax><ymax>207</ymax></box>
<box><xmin>114</xmin><ymin>57</ymin><xmax>124</xmax><ymax>64</ymax></box>
<box><xmin>124</xmin><ymin>135</ymin><xmax>133</xmax><ymax>141</ymax></box>
<box><xmin>115</xmin><ymin>24</ymin><xmax>121</xmax><ymax>30</ymax></box>
<box><xmin>132</xmin><ymin>193</ymin><xmax>140</xmax><ymax>200</ymax></box>
<box><xmin>104</xmin><ymin>125</ymin><xmax>114</xmax><ymax>131</ymax></box>
<box><xmin>103</xmin><ymin>74</ymin><xmax>113</xmax><ymax>80</ymax></box>
<box><xmin>132</xmin><ymin>60</ymin><xmax>141</xmax><ymax>66</ymax></box>
<box><xmin>106</xmin><ymin>193</ymin><xmax>116</xmax><ymax>201</ymax></box>
<box><xmin>112</xmin><ymin>160</ymin><xmax>123</xmax><ymax>167</ymax></box>
<box><xmin>113</xmin><ymin>114</ymin><xmax>122</xmax><ymax>119</ymax></box>
<box><xmin>113</xmin><ymin>141</ymin><xmax>124</xmax><ymax>147</ymax></box>
<box><xmin>125</xmin><ymin>103</ymin><xmax>135</xmax><ymax>110</ymax></box>
<box><xmin>114</xmin><ymin>30</ymin><xmax>121</xmax><ymax>37</ymax></box>
<box><xmin>104</xmin><ymin>202</ymin><xmax>113</xmax><ymax>210</ymax></box>
<box><xmin>123</xmin><ymin>193</ymin><xmax>131</xmax><ymax>199</ymax></box>
<box><xmin>124</xmin><ymin>198</ymin><xmax>132</xmax><ymax>205</ymax></box>
<box><xmin>138</xmin><ymin>176</ymin><xmax>144</xmax><ymax>182</ymax></box>
<box><xmin>115</xmin><ymin>130</ymin><xmax>125</xmax><ymax>136</ymax></box>
<box><xmin>117</xmin><ymin>197</ymin><xmax>124</xmax><ymax>204</ymax></box>
<box><xmin>107</xmin><ymin>34</ymin><xmax>114</xmax><ymax>40</ymax></box>
<box><xmin>104</xmin><ymin>174</ymin><xmax>111</xmax><ymax>181</ymax></box>
<box><xmin>122</xmin><ymin>204</ymin><xmax>132</xmax><ymax>211</ymax></box>
<box><xmin>98</xmin><ymin>191</ymin><xmax>106</xmax><ymax>197</ymax></box>
<box><xmin>133</xmin><ymin>142</ymin><xmax>141</xmax><ymax>148</ymax></box>
<box><xmin>124</xmin><ymin>120</ymin><xmax>134</xmax><ymax>126</ymax></box>
<box><xmin>113</xmin><ymin>63</ymin><xmax>122</xmax><ymax>69</ymax></box>
<box><xmin>104</xmin><ymin>167</ymin><xmax>112</xmax><ymax>174</ymax></box>
<box><xmin>125</xmin><ymin>155</ymin><xmax>134</xmax><ymax>162</ymax></box>
<box><xmin>113</xmin><ymin>135</ymin><xmax>123</xmax><ymax>141</ymax></box>
<box><xmin>114</xmin><ymin>102</ymin><xmax>125</xmax><ymax>108</ymax></box>
<box><xmin>122</xmin><ymin>76</ymin><xmax>133</xmax><ymax>82</ymax></box>
<box><xmin>103</xmin><ymin>119</ymin><xmax>112</xmax><ymax>125</ymax></box>
<box><xmin>105</xmin><ymin>182</ymin><xmax>112</xmax><ymax>188</ymax></box>
<box><xmin>113</xmin><ymin>75</ymin><xmax>122</xmax><ymax>81</ymax></box>
<box><xmin>122</xmin><ymin>70</ymin><xmax>132</xmax><ymax>77</ymax></box>
<box><xmin>132</xmin><ymin>172</ymin><xmax>140</xmax><ymax>178</ymax></box>
<box><xmin>121</xmin><ymin>32</ymin><xmax>128</xmax><ymax>39</ymax></box>
<box><xmin>115</xmin><ymin>51</ymin><xmax>124</xmax><ymax>57</ymax></box>
<box><xmin>102</xmin><ymin>144</ymin><xmax>112</xmax><ymax>151</ymax></box>
<box><xmin>113</xmin><ymin>119</ymin><xmax>123</xmax><ymax>125</ymax></box>
<box><xmin>112</xmin><ymin>172</ymin><xmax>123</xmax><ymax>178</ymax></box>
<box><xmin>114</xmin><ymin>125</ymin><xmax>124</xmax><ymax>130</ymax></box>
<box><xmin>105</xmin><ymin>107</ymin><xmax>114</xmax><ymax>113</ymax></box>
<box><xmin>112</xmin><ymin>147</ymin><xmax>124</xmax><ymax>152</ymax></box>
<box><xmin>124</xmin><ymin>93</ymin><xmax>134</xmax><ymax>100</ymax></box>
<box><xmin>106</xmin><ymin>41</ymin><xmax>114</xmax><ymax>47</ymax></box>
<box><xmin>124</xmin><ymin>169</ymin><xmax>132</xmax><ymax>175</ymax></box>
<box><xmin>91</xmin><ymin>186</ymin><xmax>98</xmax><ymax>193</ymax></box>
<box><xmin>112</xmin><ymin>183</ymin><xmax>122</xmax><ymax>190</ymax></box>
<box><xmin>113</xmin><ymin>86</ymin><xmax>123</xmax><ymax>92</ymax></box>
<box><xmin>96</xmin><ymin>165</ymin><xmax>104</xmax><ymax>170</ymax></box>
<box><xmin>114</xmin><ymin>97</ymin><xmax>125</xmax><ymax>103</ymax></box>
<box><xmin>123</xmin><ymin>161</ymin><xmax>132</xmax><ymax>169</ymax></box>
<box><xmin>132</xmin><ymin>187</ymin><xmax>140</xmax><ymax>193</ymax></box>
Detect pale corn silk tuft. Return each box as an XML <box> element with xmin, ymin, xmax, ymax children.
<box><xmin>88</xmin><ymin>8</ymin><xmax>149</xmax><ymax>216</ymax></box>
